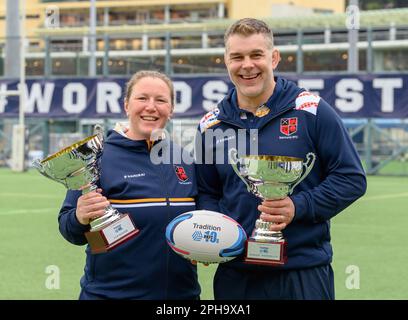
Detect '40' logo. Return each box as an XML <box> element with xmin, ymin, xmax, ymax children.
<box><xmin>192</xmin><ymin>231</ymin><xmax>219</xmax><ymax>243</ymax></box>
<box><xmin>203</xmin><ymin>231</ymin><xmax>219</xmax><ymax>243</ymax></box>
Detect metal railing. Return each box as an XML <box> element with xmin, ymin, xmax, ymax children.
<box><xmin>1</xmin><ymin>25</ymin><xmax>408</xmax><ymax>76</ymax></box>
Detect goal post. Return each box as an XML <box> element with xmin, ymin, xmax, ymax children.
<box><xmin>11</xmin><ymin>124</ymin><xmax>26</xmax><ymax>172</ymax></box>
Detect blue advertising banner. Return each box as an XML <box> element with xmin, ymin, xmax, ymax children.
<box><xmin>0</xmin><ymin>74</ymin><xmax>407</xmax><ymax>119</ymax></box>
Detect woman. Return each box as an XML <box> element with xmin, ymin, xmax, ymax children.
<box><xmin>58</xmin><ymin>70</ymin><xmax>200</xmax><ymax>299</ymax></box>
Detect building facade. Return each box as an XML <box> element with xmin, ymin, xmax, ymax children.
<box><xmin>0</xmin><ymin>0</ymin><xmax>407</xmax><ymax>76</ymax></box>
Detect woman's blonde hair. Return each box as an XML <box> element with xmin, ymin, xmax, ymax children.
<box><xmin>124</xmin><ymin>70</ymin><xmax>174</xmax><ymax>107</ymax></box>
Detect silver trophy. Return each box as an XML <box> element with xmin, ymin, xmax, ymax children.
<box><xmin>33</xmin><ymin>126</ymin><xmax>139</xmax><ymax>254</ymax></box>
<box><xmin>229</xmin><ymin>148</ymin><xmax>316</xmax><ymax>265</ymax></box>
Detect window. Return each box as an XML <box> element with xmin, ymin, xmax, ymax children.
<box><xmin>304</xmin><ymin>51</ymin><xmax>348</xmax><ymax>72</ymax></box>
<box><xmin>277</xmin><ymin>54</ymin><xmax>296</xmax><ymax>73</ymax></box>
<box><xmin>378</xmin><ymin>49</ymin><xmax>408</xmax><ymax>71</ymax></box>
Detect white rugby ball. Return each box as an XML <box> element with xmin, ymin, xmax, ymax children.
<box><xmin>165</xmin><ymin>210</ymin><xmax>247</xmax><ymax>264</ymax></box>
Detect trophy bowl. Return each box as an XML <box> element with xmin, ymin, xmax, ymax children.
<box><xmin>35</xmin><ymin>134</ymin><xmax>102</xmax><ymax>192</ymax></box>
<box><xmin>239</xmin><ymin>155</ymin><xmax>305</xmax><ymax>200</ymax></box>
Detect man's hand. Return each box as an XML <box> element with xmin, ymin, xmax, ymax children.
<box><xmin>257</xmin><ymin>197</ymin><xmax>295</xmax><ymax>231</ymax></box>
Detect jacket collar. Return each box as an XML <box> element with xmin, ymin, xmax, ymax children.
<box><xmin>217</xmin><ymin>77</ymin><xmax>304</xmax><ymax>128</ymax></box>
<box><xmin>106</xmin><ymin>128</ymin><xmax>170</xmax><ymax>152</ymax></box>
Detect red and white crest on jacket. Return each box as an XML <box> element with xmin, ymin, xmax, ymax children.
<box><xmin>280</xmin><ymin>117</ymin><xmax>298</xmax><ymax>136</ymax></box>
<box><xmin>295</xmin><ymin>91</ymin><xmax>320</xmax><ymax>115</ymax></box>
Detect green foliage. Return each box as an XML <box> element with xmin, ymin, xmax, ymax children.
<box><xmin>358</xmin><ymin>0</ymin><xmax>408</xmax><ymax>10</ymax></box>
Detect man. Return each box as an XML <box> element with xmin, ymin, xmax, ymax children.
<box><xmin>195</xmin><ymin>18</ymin><xmax>367</xmax><ymax>300</ymax></box>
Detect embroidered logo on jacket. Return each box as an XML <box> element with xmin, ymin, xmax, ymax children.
<box><xmin>174</xmin><ymin>166</ymin><xmax>189</xmax><ymax>182</ymax></box>
<box><xmin>255</xmin><ymin>105</ymin><xmax>270</xmax><ymax>118</ymax></box>
<box><xmin>124</xmin><ymin>173</ymin><xmax>146</xmax><ymax>179</ymax></box>
<box><xmin>280</xmin><ymin>117</ymin><xmax>298</xmax><ymax>136</ymax></box>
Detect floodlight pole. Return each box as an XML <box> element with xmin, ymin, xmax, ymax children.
<box><xmin>347</xmin><ymin>0</ymin><xmax>372</xmax><ymax>172</ymax></box>
<box><xmin>19</xmin><ymin>0</ymin><xmax>26</xmax><ymax>134</ymax></box>
<box><xmin>14</xmin><ymin>0</ymin><xmax>27</xmax><ymax>172</ymax></box>
<box><xmin>0</xmin><ymin>0</ymin><xmax>26</xmax><ymax>172</ymax></box>
<box><xmin>165</xmin><ymin>31</ymin><xmax>172</xmax><ymax>75</ymax></box>
<box><xmin>3</xmin><ymin>0</ymin><xmax>27</xmax><ymax>172</ymax></box>
<box><xmin>347</xmin><ymin>0</ymin><xmax>359</xmax><ymax>73</ymax></box>
<box><xmin>89</xmin><ymin>0</ymin><xmax>96</xmax><ymax>76</ymax></box>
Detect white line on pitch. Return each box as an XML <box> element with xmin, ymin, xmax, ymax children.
<box><xmin>0</xmin><ymin>193</ymin><xmax>63</xmax><ymax>199</ymax></box>
<box><xmin>360</xmin><ymin>192</ymin><xmax>408</xmax><ymax>201</ymax></box>
<box><xmin>0</xmin><ymin>208</ymin><xmax>57</xmax><ymax>216</ymax></box>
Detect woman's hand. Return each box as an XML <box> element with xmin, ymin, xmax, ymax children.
<box><xmin>76</xmin><ymin>188</ymin><xmax>110</xmax><ymax>225</ymax></box>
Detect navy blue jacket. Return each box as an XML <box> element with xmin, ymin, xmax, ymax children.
<box><xmin>58</xmin><ymin>129</ymin><xmax>200</xmax><ymax>299</ymax></box>
<box><xmin>195</xmin><ymin>77</ymin><xmax>367</xmax><ymax>270</ymax></box>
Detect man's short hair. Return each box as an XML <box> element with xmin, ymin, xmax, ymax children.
<box><xmin>224</xmin><ymin>18</ymin><xmax>274</xmax><ymax>49</ymax></box>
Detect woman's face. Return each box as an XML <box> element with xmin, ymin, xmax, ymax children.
<box><xmin>124</xmin><ymin>77</ymin><xmax>173</xmax><ymax>140</ymax></box>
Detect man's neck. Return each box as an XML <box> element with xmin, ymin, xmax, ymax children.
<box><xmin>237</xmin><ymin>81</ymin><xmax>276</xmax><ymax>114</ymax></box>
<box><xmin>237</xmin><ymin>99</ymin><xmax>264</xmax><ymax>114</ymax></box>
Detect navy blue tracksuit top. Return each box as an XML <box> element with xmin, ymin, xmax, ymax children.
<box><xmin>195</xmin><ymin>76</ymin><xmax>367</xmax><ymax>271</ymax></box>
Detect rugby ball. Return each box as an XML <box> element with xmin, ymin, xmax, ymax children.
<box><xmin>165</xmin><ymin>210</ymin><xmax>247</xmax><ymax>264</ymax></box>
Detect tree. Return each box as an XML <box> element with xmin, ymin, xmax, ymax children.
<box><xmin>352</xmin><ymin>0</ymin><xmax>408</xmax><ymax>10</ymax></box>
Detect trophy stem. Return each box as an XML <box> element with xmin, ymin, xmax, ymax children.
<box><xmin>252</xmin><ymin>218</ymin><xmax>284</xmax><ymax>242</ymax></box>
<box><xmin>245</xmin><ymin>216</ymin><xmax>287</xmax><ymax>266</ymax></box>
<box><xmin>90</xmin><ymin>205</ymin><xmax>121</xmax><ymax>231</ymax></box>
<box><xmin>82</xmin><ymin>184</ymin><xmax>97</xmax><ymax>194</ymax></box>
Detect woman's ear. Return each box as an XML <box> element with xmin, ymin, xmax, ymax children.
<box><xmin>124</xmin><ymin>102</ymin><xmax>129</xmax><ymax>117</ymax></box>
<box><xmin>168</xmin><ymin>105</ymin><xmax>174</xmax><ymax>120</ymax></box>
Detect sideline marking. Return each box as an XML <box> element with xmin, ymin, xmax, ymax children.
<box><xmin>1</xmin><ymin>208</ymin><xmax>56</xmax><ymax>216</ymax></box>
<box><xmin>360</xmin><ymin>192</ymin><xmax>408</xmax><ymax>202</ymax></box>
<box><xmin>0</xmin><ymin>192</ymin><xmax>63</xmax><ymax>199</ymax></box>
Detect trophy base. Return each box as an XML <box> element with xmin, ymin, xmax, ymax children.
<box><xmin>85</xmin><ymin>213</ymin><xmax>139</xmax><ymax>254</ymax></box>
<box><xmin>244</xmin><ymin>238</ymin><xmax>287</xmax><ymax>266</ymax></box>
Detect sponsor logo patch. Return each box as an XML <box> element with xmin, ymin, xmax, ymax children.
<box><xmin>124</xmin><ymin>173</ymin><xmax>146</xmax><ymax>179</ymax></box>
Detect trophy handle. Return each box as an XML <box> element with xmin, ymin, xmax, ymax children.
<box><xmin>93</xmin><ymin>124</ymin><xmax>104</xmax><ymax>142</ymax></box>
<box><xmin>32</xmin><ymin>159</ymin><xmax>68</xmax><ymax>188</ymax></box>
<box><xmin>32</xmin><ymin>159</ymin><xmax>53</xmax><ymax>180</ymax></box>
<box><xmin>289</xmin><ymin>152</ymin><xmax>316</xmax><ymax>194</ymax></box>
<box><xmin>228</xmin><ymin>148</ymin><xmax>251</xmax><ymax>193</ymax></box>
